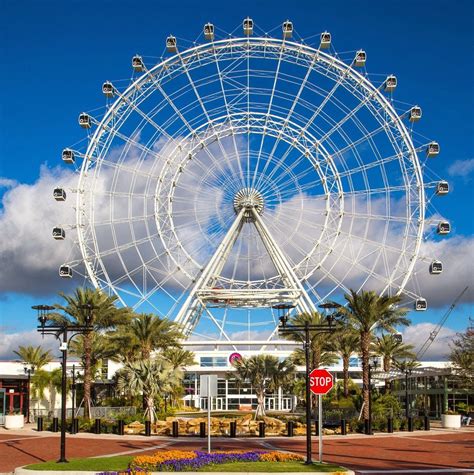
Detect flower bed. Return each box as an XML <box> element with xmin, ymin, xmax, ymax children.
<box><xmin>128</xmin><ymin>449</ymin><xmax>303</xmax><ymax>472</ymax></box>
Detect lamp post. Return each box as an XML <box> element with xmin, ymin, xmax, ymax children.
<box><xmin>70</xmin><ymin>364</ymin><xmax>80</xmax><ymax>433</ymax></box>
<box><xmin>405</xmin><ymin>368</ymin><xmax>412</xmax><ymax>420</ymax></box>
<box><xmin>368</xmin><ymin>357</ymin><xmax>379</xmax><ymax>435</ymax></box>
<box><xmin>23</xmin><ymin>363</ymin><xmax>35</xmax><ymax>424</ymax></box>
<box><xmin>33</xmin><ymin>303</ymin><xmax>94</xmax><ymax>463</ymax></box>
<box><xmin>275</xmin><ymin>302</ymin><xmax>340</xmax><ymax>465</ymax></box>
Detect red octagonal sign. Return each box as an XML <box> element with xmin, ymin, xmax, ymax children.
<box><xmin>309</xmin><ymin>368</ymin><xmax>334</xmax><ymax>395</ymax></box>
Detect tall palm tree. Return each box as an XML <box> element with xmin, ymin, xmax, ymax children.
<box><xmin>333</xmin><ymin>329</ymin><xmax>360</xmax><ymax>398</ymax></box>
<box><xmin>53</xmin><ymin>287</ymin><xmax>132</xmax><ymax>418</ymax></box>
<box><xmin>340</xmin><ymin>290</ymin><xmax>410</xmax><ymax>420</ymax></box>
<box><xmin>115</xmin><ymin>359</ymin><xmax>175</xmax><ymax>424</ymax></box>
<box><xmin>13</xmin><ymin>345</ymin><xmax>53</xmax><ymax>369</ymax></box>
<box><xmin>110</xmin><ymin>313</ymin><xmax>183</xmax><ymax>361</ymax></box>
<box><xmin>231</xmin><ymin>354</ymin><xmax>295</xmax><ymax>419</ymax></box>
<box><xmin>30</xmin><ymin>368</ymin><xmax>63</xmax><ymax>414</ymax></box>
<box><xmin>373</xmin><ymin>334</ymin><xmax>415</xmax><ymax>391</ymax></box>
<box><xmin>285</xmin><ymin>312</ymin><xmax>338</xmax><ymax>369</ymax></box>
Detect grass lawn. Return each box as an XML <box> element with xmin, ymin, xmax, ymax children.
<box><xmin>26</xmin><ymin>457</ymin><xmax>348</xmax><ymax>472</ymax></box>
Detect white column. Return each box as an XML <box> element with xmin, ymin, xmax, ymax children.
<box><xmin>278</xmin><ymin>386</ymin><xmax>282</xmax><ymax>411</ymax></box>
<box><xmin>225</xmin><ymin>380</ymin><xmax>229</xmax><ymax>410</ymax></box>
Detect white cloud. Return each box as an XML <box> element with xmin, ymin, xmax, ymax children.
<box><xmin>401</xmin><ymin>322</ymin><xmax>457</xmax><ymax>361</ymax></box>
<box><xmin>0</xmin><ymin>329</ymin><xmax>59</xmax><ymax>360</ymax></box>
<box><xmin>0</xmin><ymin>178</ymin><xmax>18</xmax><ymax>189</ymax></box>
<box><xmin>448</xmin><ymin>158</ymin><xmax>474</xmax><ymax>178</ymax></box>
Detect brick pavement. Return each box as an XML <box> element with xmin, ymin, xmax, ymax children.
<box><xmin>0</xmin><ymin>429</ymin><xmax>472</xmax><ymax>473</ymax></box>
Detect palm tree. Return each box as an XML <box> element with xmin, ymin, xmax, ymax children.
<box><xmin>332</xmin><ymin>329</ymin><xmax>360</xmax><ymax>398</ymax></box>
<box><xmin>231</xmin><ymin>354</ymin><xmax>295</xmax><ymax>419</ymax></box>
<box><xmin>30</xmin><ymin>368</ymin><xmax>63</xmax><ymax>415</ymax></box>
<box><xmin>53</xmin><ymin>287</ymin><xmax>132</xmax><ymax>418</ymax></box>
<box><xmin>340</xmin><ymin>289</ymin><xmax>410</xmax><ymax>421</ymax></box>
<box><xmin>373</xmin><ymin>334</ymin><xmax>415</xmax><ymax>372</ymax></box>
<box><xmin>115</xmin><ymin>358</ymin><xmax>175</xmax><ymax>424</ymax></box>
<box><xmin>285</xmin><ymin>312</ymin><xmax>338</xmax><ymax>369</ymax></box>
<box><xmin>110</xmin><ymin>313</ymin><xmax>183</xmax><ymax>361</ymax></box>
<box><xmin>13</xmin><ymin>345</ymin><xmax>53</xmax><ymax>369</ymax></box>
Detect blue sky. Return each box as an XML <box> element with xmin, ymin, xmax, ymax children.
<box><xmin>0</xmin><ymin>0</ymin><xmax>473</xmax><ymax>359</ymax></box>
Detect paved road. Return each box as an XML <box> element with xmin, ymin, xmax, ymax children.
<box><xmin>0</xmin><ymin>429</ymin><xmax>472</xmax><ymax>473</ymax></box>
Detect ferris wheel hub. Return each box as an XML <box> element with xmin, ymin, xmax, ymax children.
<box><xmin>233</xmin><ymin>188</ymin><xmax>264</xmax><ymax>221</ymax></box>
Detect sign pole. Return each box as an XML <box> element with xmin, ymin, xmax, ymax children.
<box><xmin>207</xmin><ymin>375</ymin><xmax>211</xmax><ymax>454</ymax></box>
<box><xmin>318</xmin><ymin>394</ymin><xmax>323</xmax><ymax>463</ymax></box>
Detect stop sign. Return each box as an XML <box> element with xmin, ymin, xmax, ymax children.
<box><xmin>309</xmin><ymin>368</ymin><xmax>334</xmax><ymax>395</ymax></box>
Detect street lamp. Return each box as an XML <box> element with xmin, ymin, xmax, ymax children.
<box><xmin>33</xmin><ymin>303</ymin><xmax>94</xmax><ymax>463</ymax></box>
<box><xmin>275</xmin><ymin>302</ymin><xmax>339</xmax><ymax>465</ymax></box>
<box><xmin>368</xmin><ymin>356</ymin><xmax>379</xmax><ymax>435</ymax></box>
<box><xmin>23</xmin><ymin>363</ymin><xmax>36</xmax><ymax>424</ymax></box>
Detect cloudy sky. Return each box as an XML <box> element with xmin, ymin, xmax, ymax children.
<box><xmin>0</xmin><ymin>0</ymin><xmax>473</xmax><ymax>360</ymax></box>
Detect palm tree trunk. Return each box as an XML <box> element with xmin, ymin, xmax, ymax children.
<box><xmin>343</xmin><ymin>355</ymin><xmax>349</xmax><ymax>398</ymax></box>
<box><xmin>146</xmin><ymin>396</ymin><xmax>155</xmax><ymax>424</ymax></box>
<box><xmin>83</xmin><ymin>332</ymin><xmax>92</xmax><ymax>419</ymax></box>
<box><xmin>361</xmin><ymin>331</ymin><xmax>370</xmax><ymax>420</ymax></box>
<box><xmin>256</xmin><ymin>391</ymin><xmax>265</xmax><ymax>419</ymax></box>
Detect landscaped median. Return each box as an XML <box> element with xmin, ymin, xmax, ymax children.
<box><xmin>18</xmin><ymin>449</ymin><xmax>352</xmax><ymax>474</ymax></box>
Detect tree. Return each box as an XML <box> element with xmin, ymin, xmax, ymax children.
<box><xmin>373</xmin><ymin>334</ymin><xmax>415</xmax><ymax>392</ymax></box>
<box><xmin>110</xmin><ymin>313</ymin><xmax>183</xmax><ymax>361</ymax></box>
<box><xmin>332</xmin><ymin>329</ymin><xmax>360</xmax><ymax>398</ymax></box>
<box><xmin>286</xmin><ymin>312</ymin><xmax>338</xmax><ymax>369</ymax></box>
<box><xmin>340</xmin><ymin>290</ymin><xmax>409</xmax><ymax>420</ymax></box>
<box><xmin>30</xmin><ymin>368</ymin><xmax>63</xmax><ymax>415</ymax></box>
<box><xmin>13</xmin><ymin>345</ymin><xmax>53</xmax><ymax>369</ymax></box>
<box><xmin>53</xmin><ymin>287</ymin><xmax>132</xmax><ymax>418</ymax></box>
<box><xmin>231</xmin><ymin>354</ymin><xmax>295</xmax><ymax>419</ymax></box>
<box><xmin>115</xmin><ymin>358</ymin><xmax>175</xmax><ymax>423</ymax></box>
<box><xmin>449</xmin><ymin>324</ymin><xmax>474</xmax><ymax>391</ymax></box>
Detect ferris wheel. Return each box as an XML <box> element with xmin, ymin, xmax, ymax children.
<box><xmin>54</xmin><ymin>19</ymin><xmax>450</xmax><ymax>346</ymax></box>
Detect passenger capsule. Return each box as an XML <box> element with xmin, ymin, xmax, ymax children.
<box><xmin>62</xmin><ymin>148</ymin><xmax>75</xmax><ymax>164</ymax></box>
<box><xmin>354</xmin><ymin>50</ymin><xmax>366</xmax><ymax>67</ymax></box>
<box><xmin>52</xmin><ymin>227</ymin><xmax>66</xmax><ymax>240</ymax></box>
<box><xmin>78</xmin><ymin>113</ymin><xmax>91</xmax><ymax>129</ymax></box>
<box><xmin>59</xmin><ymin>265</ymin><xmax>72</xmax><ymax>278</ymax></box>
<box><xmin>132</xmin><ymin>55</ymin><xmax>144</xmax><ymax>72</ymax></box>
<box><xmin>436</xmin><ymin>181</ymin><xmax>449</xmax><ymax>195</ymax></box>
<box><xmin>166</xmin><ymin>36</ymin><xmax>177</xmax><ymax>53</ymax></box>
<box><xmin>53</xmin><ymin>188</ymin><xmax>66</xmax><ymax>201</ymax></box>
<box><xmin>320</xmin><ymin>31</ymin><xmax>331</xmax><ymax>49</ymax></box>
<box><xmin>243</xmin><ymin>17</ymin><xmax>253</xmax><ymax>36</ymax></box>
<box><xmin>409</xmin><ymin>106</ymin><xmax>422</xmax><ymax>122</ymax></box>
<box><xmin>437</xmin><ymin>221</ymin><xmax>451</xmax><ymax>235</ymax></box>
<box><xmin>282</xmin><ymin>21</ymin><xmax>293</xmax><ymax>39</ymax></box>
<box><xmin>426</xmin><ymin>141</ymin><xmax>440</xmax><ymax>157</ymax></box>
<box><xmin>102</xmin><ymin>81</ymin><xmax>114</xmax><ymax>98</ymax></box>
<box><xmin>430</xmin><ymin>260</ymin><xmax>443</xmax><ymax>274</ymax></box>
<box><xmin>415</xmin><ymin>298</ymin><xmax>427</xmax><ymax>311</ymax></box>
<box><xmin>384</xmin><ymin>75</ymin><xmax>397</xmax><ymax>92</ymax></box>
<box><xmin>204</xmin><ymin>23</ymin><xmax>215</xmax><ymax>41</ymax></box>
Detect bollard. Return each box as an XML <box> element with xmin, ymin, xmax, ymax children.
<box><xmin>95</xmin><ymin>418</ymin><xmax>101</xmax><ymax>434</ymax></box>
<box><xmin>172</xmin><ymin>420</ymin><xmax>179</xmax><ymax>437</ymax></box>
<box><xmin>341</xmin><ymin>419</ymin><xmax>347</xmax><ymax>435</ymax></box>
<box><xmin>145</xmin><ymin>420</ymin><xmax>151</xmax><ymax>436</ymax></box>
<box><xmin>199</xmin><ymin>421</ymin><xmax>206</xmax><ymax>438</ymax></box>
<box><xmin>408</xmin><ymin>416</ymin><xmax>414</xmax><ymax>432</ymax></box>
<box><xmin>117</xmin><ymin>419</ymin><xmax>124</xmax><ymax>436</ymax></box>
<box><xmin>364</xmin><ymin>418</ymin><xmax>370</xmax><ymax>435</ymax></box>
<box><xmin>230</xmin><ymin>421</ymin><xmax>237</xmax><ymax>438</ymax></box>
<box><xmin>37</xmin><ymin>416</ymin><xmax>43</xmax><ymax>432</ymax></box>
<box><xmin>314</xmin><ymin>419</ymin><xmax>319</xmax><ymax>436</ymax></box>
<box><xmin>52</xmin><ymin>417</ymin><xmax>59</xmax><ymax>432</ymax></box>
<box><xmin>73</xmin><ymin>418</ymin><xmax>79</xmax><ymax>434</ymax></box>
<box><xmin>387</xmin><ymin>417</ymin><xmax>393</xmax><ymax>433</ymax></box>
<box><xmin>259</xmin><ymin>421</ymin><xmax>265</xmax><ymax>438</ymax></box>
<box><xmin>424</xmin><ymin>415</ymin><xmax>430</xmax><ymax>431</ymax></box>
<box><xmin>287</xmin><ymin>420</ymin><xmax>294</xmax><ymax>437</ymax></box>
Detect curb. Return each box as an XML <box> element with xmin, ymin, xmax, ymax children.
<box><xmin>15</xmin><ymin>469</ymin><xmax>355</xmax><ymax>475</ymax></box>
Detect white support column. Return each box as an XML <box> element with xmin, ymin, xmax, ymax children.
<box><xmin>278</xmin><ymin>386</ymin><xmax>282</xmax><ymax>411</ymax></box>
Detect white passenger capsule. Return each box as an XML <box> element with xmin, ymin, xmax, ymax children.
<box><xmin>59</xmin><ymin>265</ymin><xmax>72</xmax><ymax>278</ymax></box>
<box><xmin>430</xmin><ymin>261</ymin><xmax>443</xmax><ymax>274</ymax></box>
<box><xmin>243</xmin><ymin>17</ymin><xmax>253</xmax><ymax>36</ymax></box>
<box><xmin>415</xmin><ymin>299</ymin><xmax>427</xmax><ymax>311</ymax></box>
<box><xmin>52</xmin><ymin>227</ymin><xmax>66</xmax><ymax>240</ymax></box>
<box><xmin>426</xmin><ymin>142</ymin><xmax>440</xmax><ymax>157</ymax></box>
<box><xmin>409</xmin><ymin>106</ymin><xmax>422</xmax><ymax>122</ymax></box>
<box><xmin>282</xmin><ymin>20</ymin><xmax>293</xmax><ymax>39</ymax></box>
<box><xmin>436</xmin><ymin>181</ymin><xmax>449</xmax><ymax>195</ymax></box>
<box><xmin>166</xmin><ymin>36</ymin><xmax>177</xmax><ymax>53</ymax></box>
<box><xmin>384</xmin><ymin>75</ymin><xmax>397</xmax><ymax>92</ymax></box>
<box><xmin>102</xmin><ymin>81</ymin><xmax>114</xmax><ymax>98</ymax></box>
<box><xmin>53</xmin><ymin>188</ymin><xmax>66</xmax><ymax>201</ymax></box>
<box><xmin>78</xmin><ymin>113</ymin><xmax>91</xmax><ymax>129</ymax></box>
<box><xmin>354</xmin><ymin>50</ymin><xmax>366</xmax><ymax>67</ymax></box>
<box><xmin>62</xmin><ymin>148</ymin><xmax>75</xmax><ymax>164</ymax></box>
<box><xmin>320</xmin><ymin>31</ymin><xmax>331</xmax><ymax>49</ymax></box>
<box><xmin>132</xmin><ymin>55</ymin><xmax>144</xmax><ymax>72</ymax></box>
<box><xmin>437</xmin><ymin>221</ymin><xmax>451</xmax><ymax>234</ymax></box>
<box><xmin>204</xmin><ymin>23</ymin><xmax>214</xmax><ymax>41</ymax></box>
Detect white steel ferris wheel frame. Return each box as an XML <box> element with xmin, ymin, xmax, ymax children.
<box><xmin>73</xmin><ymin>34</ymin><xmax>426</xmax><ymax>346</ymax></box>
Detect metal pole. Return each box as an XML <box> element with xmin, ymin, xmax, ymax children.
<box><xmin>304</xmin><ymin>322</ymin><xmax>312</xmax><ymax>465</ymax></box>
<box><xmin>58</xmin><ymin>329</ymin><xmax>68</xmax><ymax>463</ymax></box>
<box><xmin>368</xmin><ymin>364</ymin><xmax>372</xmax><ymax>435</ymax></box>
<box><xmin>26</xmin><ymin>369</ymin><xmax>31</xmax><ymax>424</ymax></box>
<box><xmin>71</xmin><ymin>364</ymin><xmax>76</xmax><ymax>433</ymax></box>
<box><xmin>318</xmin><ymin>394</ymin><xmax>322</xmax><ymax>463</ymax></box>
<box><xmin>405</xmin><ymin>371</ymin><xmax>409</xmax><ymax>420</ymax></box>
<box><xmin>207</xmin><ymin>376</ymin><xmax>211</xmax><ymax>454</ymax></box>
